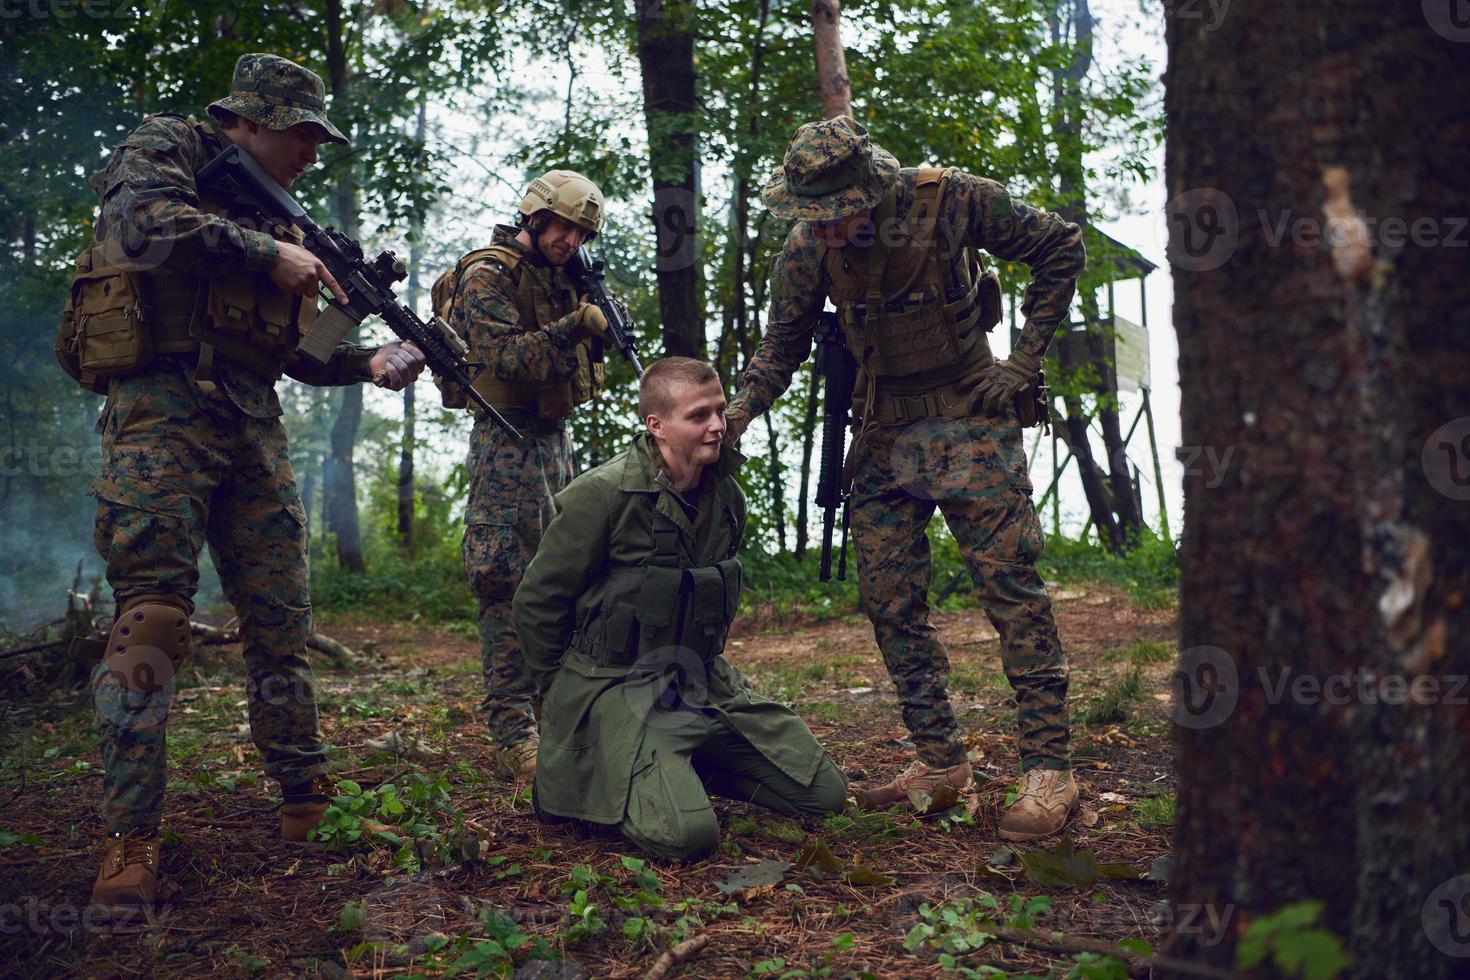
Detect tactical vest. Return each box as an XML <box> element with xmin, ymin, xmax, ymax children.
<box><xmin>55</xmin><ymin>115</ymin><xmax>318</xmax><ymax>394</ymax></box>
<box><xmin>823</xmin><ymin>167</ymin><xmax>1004</xmax><ymax>409</ymax></box>
<box><xmin>434</xmin><ymin>243</ymin><xmax>603</xmax><ymax>420</ymax></box>
<box><xmin>571</xmin><ymin>512</ymin><xmax>742</xmax><ymax>668</ymax></box>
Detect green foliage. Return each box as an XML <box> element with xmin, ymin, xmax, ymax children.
<box><xmin>1133</xmin><ymin>794</ymin><xmax>1175</xmax><ymax>828</ymax></box>
<box><xmin>1038</xmin><ymin>529</ymin><xmax>1180</xmax><ymax>607</ymax></box>
<box><xmin>1236</xmin><ymin>901</ymin><xmax>1352</xmax><ymax>980</ymax></box>
<box><xmin>1079</xmin><ymin>666</ymin><xmax>1145</xmax><ymax>726</ymax></box>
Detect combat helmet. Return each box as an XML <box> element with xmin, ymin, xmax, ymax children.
<box><xmin>518</xmin><ymin>170</ymin><xmax>605</xmax><ymax>238</ymax></box>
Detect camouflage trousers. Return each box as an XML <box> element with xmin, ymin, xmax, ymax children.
<box><xmin>89</xmin><ymin>367</ymin><xmax>327</xmax><ymax>835</ymax></box>
<box><xmin>463</xmin><ymin>416</ymin><xmax>574</xmax><ymax>748</ymax></box>
<box><xmin>849</xmin><ymin>410</ymin><xmax>1070</xmax><ymax>772</ymax></box>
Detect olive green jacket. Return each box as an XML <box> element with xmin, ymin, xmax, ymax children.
<box><xmin>512</xmin><ymin>433</ymin><xmax>827</xmax><ymax>824</ymax></box>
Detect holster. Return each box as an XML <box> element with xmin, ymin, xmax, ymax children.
<box><xmin>1015</xmin><ymin>370</ymin><xmax>1050</xmax><ymax>431</ymax></box>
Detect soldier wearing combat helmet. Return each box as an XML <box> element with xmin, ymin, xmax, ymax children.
<box><xmin>431</xmin><ymin>169</ymin><xmax>614</xmax><ymax>777</ymax></box>
<box><xmin>63</xmin><ymin>53</ymin><xmax>426</xmax><ymax>923</ymax></box>
<box><xmin>725</xmin><ymin>115</ymin><xmax>1086</xmax><ymax>840</ymax></box>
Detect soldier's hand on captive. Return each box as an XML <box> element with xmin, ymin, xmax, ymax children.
<box><xmin>573</xmin><ymin>301</ymin><xmax>612</xmax><ymax>342</ymax></box>
<box><xmin>270</xmin><ymin>240</ymin><xmax>349</xmax><ymax>305</ymax></box>
<box><xmin>721</xmin><ymin>406</ymin><xmax>750</xmax><ymax>447</ymax></box>
<box><xmin>370</xmin><ymin>341</ymin><xmax>427</xmax><ymax>390</ymax></box>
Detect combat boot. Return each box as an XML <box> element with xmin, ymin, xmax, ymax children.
<box><xmin>91</xmin><ymin>829</ymin><xmax>162</xmax><ymax>924</ymax></box>
<box><xmin>998</xmin><ymin>767</ymin><xmax>1078</xmax><ymax>841</ymax></box>
<box><xmin>856</xmin><ymin>760</ymin><xmax>972</xmax><ymax>813</ymax></box>
<box><xmin>281</xmin><ymin>776</ymin><xmax>398</xmax><ymax>844</ymax></box>
<box><xmin>500</xmin><ymin>735</ymin><xmax>539</xmax><ymax>779</ymax></box>
<box><xmin>280</xmin><ymin>776</ymin><xmax>333</xmax><ymax>843</ymax></box>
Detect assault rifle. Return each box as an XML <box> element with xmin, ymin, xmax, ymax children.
<box><xmin>814</xmin><ymin>312</ymin><xmax>857</xmax><ymax>582</ymax></box>
<box><xmin>196</xmin><ymin>144</ymin><xmax>520</xmax><ymax>441</ymax></box>
<box><xmin>565</xmin><ymin>246</ymin><xmax>644</xmax><ymax>378</ymax></box>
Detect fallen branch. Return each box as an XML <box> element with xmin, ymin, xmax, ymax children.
<box><xmin>644</xmin><ymin>934</ymin><xmax>709</xmax><ymax>980</ymax></box>
<box><xmin>0</xmin><ymin>638</ymin><xmax>67</xmax><ymax>660</ymax></box>
<box><xmin>192</xmin><ymin>623</ymin><xmax>355</xmax><ymax>669</ymax></box>
<box><xmin>972</xmin><ymin>926</ymin><xmax>1240</xmax><ymax>979</ymax></box>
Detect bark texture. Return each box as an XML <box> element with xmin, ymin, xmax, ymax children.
<box><xmin>1166</xmin><ymin>3</ymin><xmax>1470</xmax><ymax>976</ymax></box>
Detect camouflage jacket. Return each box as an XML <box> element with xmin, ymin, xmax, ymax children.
<box><xmin>90</xmin><ymin>113</ymin><xmax>377</xmax><ymax>418</ymax></box>
<box><xmin>451</xmin><ymin>224</ymin><xmax>590</xmax><ymax>385</ymax></box>
<box><xmin>729</xmin><ymin>168</ymin><xmax>1085</xmax><ymax>422</ymax></box>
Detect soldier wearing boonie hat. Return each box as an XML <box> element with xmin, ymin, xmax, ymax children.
<box><xmin>727</xmin><ymin>113</ymin><xmax>1088</xmax><ymax>843</ymax></box>
<box><xmin>207</xmin><ymin>52</ymin><xmax>350</xmax><ymax>145</ymax></box>
<box><xmin>70</xmin><ymin>52</ymin><xmax>424</xmax><ymax>925</ymax></box>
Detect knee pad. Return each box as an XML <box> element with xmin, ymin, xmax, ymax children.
<box><xmin>103</xmin><ymin>597</ymin><xmax>191</xmax><ymax>694</ymax></box>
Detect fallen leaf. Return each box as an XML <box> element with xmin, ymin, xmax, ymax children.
<box><xmin>1078</xmin><ymin>807</ymin><xmax>1100</xmax><ymax>828</ymax></box>
<box><xmin>1145</xmin><ymin>855</ymin><xmax>1172</xmax><ymax>883</ymax></box>
<box><xmin>908</xmin><ymin>782</ymin><xmax>962</xmax><ymax>815</ymax></box>
<box><xmin>714</xmin><ymin>858</ymin><xmax>789</xmax><ymax>899</ymax></box>
<box><xmin>844</xmin><ymin>863</ymin><xmax>895</xmax><ymax>887</ymax></box>
<box><xmin>1018</xmin><ymin>839</ymin><xmax>1140</xmax><ymax>888</ymax></box>
<box><xmin>1099</xmin><ymin>792</ymin><xmax>1129</xmax><ymax>804</ymax></box>
<box><xmin>795</xmin><ymin>839</ymin><xmax>845</xmax><ymax>878</ymax></box>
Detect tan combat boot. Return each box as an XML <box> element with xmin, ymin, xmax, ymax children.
<box><xmin>500</xmin><ymin>736</ymin><xmax>539</xmax><ymax>780</ymax></box>
<box><xmin>91</xmin><ymin>830</ymin><xmax>162</xmax><ymax>923</ymax></box>
<box><xmin>856</xmin><ymin>760</ymin><xmax>972</xmax><ymax>813</ymax></box>
<box><xmin>280</xmin><ymin>776</ymin><xmax>332</xmax><ymax>843</ymax></box>
<box><xmin>997</xmin><ymin>768</ymin><xmax>1078</xmax><ymax>841</ymax></box>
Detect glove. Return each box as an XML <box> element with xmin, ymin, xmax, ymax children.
<box><xmin>973</xmin><ymin>349</ymin><xmax>1041</xmax><ymax>417</ymax></box>
<box><xmin>573</xmin><ymin>301</ymin><xmax>611</xmax><ymax>342</ymax></box>
<box><xmin>722</xmin><ymin>406</ymin><xmax>751</xmax><ymax>447</ymax></box>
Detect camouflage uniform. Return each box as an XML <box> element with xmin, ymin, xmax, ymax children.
<box><xmin>450</xmin><ymin>225</ymin><xmax>600</xmax><ymax>748</ymax></box>
<box><xmin>81</xmin><ymin>57</ymin><xmax>371</xmax><ymax>836</ymax></box>
<box><xmin>729</xmin><ymin>119</ymin><xmax>1085</xmax><ymax>773</ymax></box>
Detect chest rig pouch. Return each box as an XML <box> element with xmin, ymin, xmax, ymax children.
<box><xmin>56</xmin><ymin>117</ymin><xmax>318</xmax><ymax>391</ymax></box>
<box><xmin>443</xmin><ymin>243</ymin><xmax>605</xmax><ymax>420</ymax></box>
<box><xmin>582</xmin><ymin>512</ymin><xmax>742</xmax><ymax>668</ymax></box>
<box><xmin>825</xmin><ymin>167</ymin><xmax>1003</xmax><ymax>391</ymax></box>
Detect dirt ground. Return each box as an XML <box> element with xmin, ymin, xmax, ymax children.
<box><xmin>0</xmin><ymin>584</ymin><xmax>1179</xmax><ymax>978</ymax></box>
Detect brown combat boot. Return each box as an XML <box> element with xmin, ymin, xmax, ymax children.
<box><xmin>997</xmin><ymin>767</ymin><xmax>1078</xmax><ymax>841</ymax></box>
<box><xmin>500</xmin><ymin>735</ymin><xmax>539</xmax><ymax>780</ymax></box>
<box><xmin>91</xmin><ymin>829</ymin><xmax>162</xmax><ymax>924</ymax></box>
<box><xmin>856</xmin><ymin>760</ymin><xmax>972</xmax><ymax>813</ymax></box>
<box><xmin>280</xmin><ymin>777</ymin><xmax>332</xmax><ymax>843</ymax></box>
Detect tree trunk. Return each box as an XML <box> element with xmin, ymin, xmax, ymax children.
<box><xmin>397</xmin><ymin>94</ymin><xmax>427</xmax><ymax>558</ymax></box>
<box><xmin>762</xmin><ymin>413</ymin><xmax>787</xmax><ymax>552</ymax></box>
<box><xmin>636</xmin><ymin>0</ymin><xmax>704</xmax><ymax>358</ymax></box>
<box><xmin>1165</xmin><ymin>3</ymin><xmax>1470</xmax><ymax>977</ymax></box>
<box><xmin>323</xmin><ymin>0</ymin><xmax>365</xmax><ymax>574</ymax></box>
<box><xmin>1048</xmin><ymin>0</ymin><xmax>1138</xmax><ymax>549</ymax></box>
<box><xmin>811</xmin><ymin>0</ymin><xmax>851</xmax><ymax>119</ymax></box>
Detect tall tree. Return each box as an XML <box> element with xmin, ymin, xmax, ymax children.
<box><xmin>1166</xmin><ymin>2</ymin><xmax>1470</xmax><ymax>976</ymax></box>
<box><xmin>811</xmin><ymin>0</ymin><xmax>851</xmax><ymax>118</ymax></box>
<box><xmin>1048</xmin><ymin>0</ymin><xmax>1142</xmax><ymax>551</ymax></box>
<box><xmin>636</xmin><ymin>0</ymin><xmax>705</xmax><ymax>356</ymax></box>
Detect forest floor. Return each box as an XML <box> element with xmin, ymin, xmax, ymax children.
<box><xmin>1</xmin><ymin>583</ymin><xmax>1180</xmax><ymax>979</ymax></box>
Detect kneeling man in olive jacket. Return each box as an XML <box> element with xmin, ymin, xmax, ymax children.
<box><xmin>512</xmin><ymin>357</ymin><xmax>848</xmax><ymax>859</ymax></box>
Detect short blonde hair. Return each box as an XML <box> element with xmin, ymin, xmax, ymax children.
<box><xmin>639</xmin><ymin>357</ymin><xmax>721</xmax><ymax>420</ymax></box>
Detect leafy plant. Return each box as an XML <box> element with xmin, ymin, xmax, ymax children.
<box><xmin>1236</xmin><ymin>901</ymin><xmax>1352</xmax><ymax>980</ymax></box>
